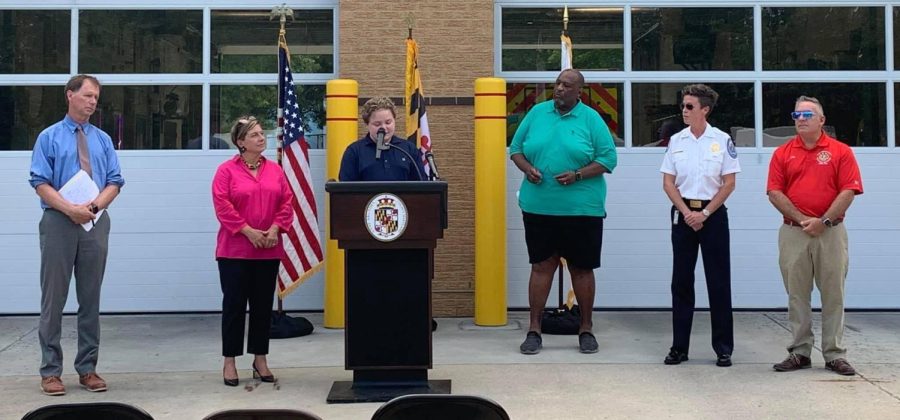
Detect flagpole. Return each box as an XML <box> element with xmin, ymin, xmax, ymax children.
<box><xmin>271</xmin><ymin>3</ymin><xmax>293</xmax><ymax>314</ymax></box>
<box><xmin>561</xmin><ymin>6</ymin><xmax>573</xmax><ymax>70</ymax></box>
<box><xmin>272</xmin><ymin>3</ymin><xmax>293</xmax><ymax>166</ymax></box>
<box><xmin>406</xmin><ymin>12</ymin><xmax>414</xmax><ymax>39</ymax></box>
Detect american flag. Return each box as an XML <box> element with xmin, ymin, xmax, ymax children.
<box><xmin>276</xmin><ymin>38</ymin><xmax>324</xmax><ymax>298</ymax></box>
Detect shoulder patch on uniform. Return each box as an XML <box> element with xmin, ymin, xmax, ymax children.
<box><xmin>727</xmin><ymin>137</ymin><xmax>738</xmax><ymax>158</ymax></box>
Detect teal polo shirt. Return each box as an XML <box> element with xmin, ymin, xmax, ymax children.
<box><xmin>510</xmin><ymin>100</ymin><xmax>618</xmax><ymax>217</ymax></box>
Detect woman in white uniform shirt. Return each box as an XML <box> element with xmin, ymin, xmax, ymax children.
<box><xmin>659</xmin><ymin>84</ymin><xmax>741</xmax><ymax>367</ymax></box>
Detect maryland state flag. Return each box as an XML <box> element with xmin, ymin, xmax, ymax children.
<box><xmin>561</xmin><ymin>32</ymin><xmax>573</xmax><ymax>70</ymax></box>
<box><xmin>405</xmin><ymin>36</ymin><xmax>432</xmax><ymax>178</ymax></box>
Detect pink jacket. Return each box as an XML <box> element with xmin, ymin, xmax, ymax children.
<box><xmin>212</xmin><ymin>155</ymin><xmax>294</xmax><ymax>259</ymax></box>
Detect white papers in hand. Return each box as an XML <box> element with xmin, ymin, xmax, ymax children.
<box><xmin>58</xmin><ymin>170</ymin><xmax>104</xmax><ymax>231</ymax></box>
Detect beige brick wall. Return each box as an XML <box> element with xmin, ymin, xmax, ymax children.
<box><xmin>339</xmin><ymin>1</ymin><xmax>494</xmax><ymax>316</ymax></box>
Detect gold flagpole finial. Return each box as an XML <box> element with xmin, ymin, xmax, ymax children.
<box><xmin>405</xmin><ymin>12</ymin><xmax>415</xmax><ymax>39</ymax></box>
<box><xmin>270</xmin><ymin>3</ymin><xmax>294</xmax><ymax>36</ymax></box>
<box><xmin>563</xmin><ymin>5</ymin><xmax>569</xmax><ymax>34</ymax></box>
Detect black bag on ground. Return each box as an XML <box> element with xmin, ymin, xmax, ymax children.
<box><xmin>270</xmin><ymin>311</ymin><xmax>314</xmax><ymax>339</ymax></box>
<box><xmin>540</xmin><ymin>264</ymin><xmax>581</xmax><ymax>335</ymax></box>
<box><xmin>541</xmin><ymin>304</ymin><xmax>581</xmax><ymax>335</ymax></box>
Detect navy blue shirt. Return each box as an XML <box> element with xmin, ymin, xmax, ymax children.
<box><xmin>339</xmin><ymin>135</ymin><xmax>426</xmax><ymax>181</ymax></box>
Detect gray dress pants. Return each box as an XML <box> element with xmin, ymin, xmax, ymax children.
<box><xmin>38</xmin><ymin>209</ymin><xmax>110</xmax><ymax>377</ymax></box>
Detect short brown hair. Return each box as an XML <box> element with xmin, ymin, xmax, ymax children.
<box><xmin>681</xmin><ymin>84</ymin><xmax>719</xmax><ymax>113</ymax></box>
<box><xmin>65</xmin><ymin>74</ymin><xmax>101</xmax><ymax>95</ymax></box>
<box><xmin>361</xmin><ymin>96</ymin><xmax>397</xmax><ymax>124</ymax></box>
<box><xmin>230</xmin><ymin>115</ymin><xmax>260</xmax><ymax>147</ymax></box>
<box><xmin>795</xmin><ymin>95</ymin><xmax>825</xmax><ymax>117</ymax></box>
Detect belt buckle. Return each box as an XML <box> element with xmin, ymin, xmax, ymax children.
<box><xmin>689</xmin><ymin>200</ymin><xmax>702</xmax><ymax>209</ymax></box>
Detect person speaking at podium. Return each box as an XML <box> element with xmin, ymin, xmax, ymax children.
<box><xmin>337</xmin><ymin>96</ymin><xmax>438</xmax><ymax>331</ymax></box>
<box><xmin>339</xmin><ymin>96</ymin><xmax>426</xmax><ymax>181</ymax></box>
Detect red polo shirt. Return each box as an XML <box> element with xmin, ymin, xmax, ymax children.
<box><xmin>767</xmin><ymin>132</ymin><xmax>863</xmax><ymax>221</ymax></box>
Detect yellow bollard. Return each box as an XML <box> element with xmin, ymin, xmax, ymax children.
<box><xmin>474</xmin><ymin>77</ymin><xmax>508</xmax><ymax>326</ymax></box>
<box><xmin>324</xmin><ymin>79</ymin><xmax>359</xmax><ymax>329</ymax></box>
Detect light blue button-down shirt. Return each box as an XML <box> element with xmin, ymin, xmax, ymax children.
<box><xmin>29</xmin><ymin>115</ymin><xmax>125</xmax><ymax>209</ymax></box>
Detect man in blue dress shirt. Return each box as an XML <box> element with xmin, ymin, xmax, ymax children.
<box><xmin>29</xmin><ymin>74</ymin><xmax>125</xmax><ymax>396</ymax></box>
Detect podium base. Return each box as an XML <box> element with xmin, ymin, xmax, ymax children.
<box><xmin>326</xmin><ymin>379</ymin><xmax>451</xmax><ymax>404</ymax></box>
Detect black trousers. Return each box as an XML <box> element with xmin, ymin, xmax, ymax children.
<box><xmin>670</xmin><ymin>206</ymin><xmax>734</xmax><ymax>356</ymax></box>
<box><xmin>218</xmin><ymin>258</ymin><xmax>279</xmax><ymax>357</ymax></box>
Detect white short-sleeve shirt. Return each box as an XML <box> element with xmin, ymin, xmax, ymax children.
<box><xmin>660</xmin><ymin>125</ymin><xmax>741</xmax><ymax>200</ymax></box>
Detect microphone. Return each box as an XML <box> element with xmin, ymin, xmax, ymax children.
<box><xmin>386</xmin><ymin>143</ymin><xmax>426</xmax><ymax>181</ymax></box>
<box><xmin>375</xmin><ymin>128</ymin><xmax>386</xmax><ymax>159</ymax></box>
<box><xmin>425</xmin><ymin>152</ymin><xmax>440</xmax><ymax>180</ymax></box>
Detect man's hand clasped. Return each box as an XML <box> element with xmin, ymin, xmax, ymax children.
<box><xmin>66</xmin><ymin>202</ymin><xmax>96</xmax><ymax>225</ymax></box>
<box><xmin>799</xmin><ymin>217</ymin><xmax>827</xmax><ymax>237</ymax></box>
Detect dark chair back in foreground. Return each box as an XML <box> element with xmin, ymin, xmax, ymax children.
<box><xmin>202</xmin><ymin>408</ymin><xmax>323</xmax><ymax>420</ymax></box>
<box><xmin>371</xmin><ymin>394</ymin><xmax>510</xmax><ymax>420</ymax></box>
<box><xmin>22</xmin><ymin>402</ymin><xmax>154</xmax><ymax>420</ymax></box>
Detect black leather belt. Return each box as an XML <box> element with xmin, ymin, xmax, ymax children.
<box><xmin>784</xmin><ymin>218</ymin><xmax>843</xmax><ymax>227</ymax></box>
<box><xmin>682</xmin><ymin>198</ymin><xmax>710</xmax><ymax>210</ymax></box>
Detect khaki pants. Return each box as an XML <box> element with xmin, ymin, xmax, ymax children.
<box><xmin>778</xmin><ymin>223</ymin><xmax>849</xmax><ymax>362</ymax></box>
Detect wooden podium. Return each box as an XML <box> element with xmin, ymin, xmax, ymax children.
<box><xmin>324</xmin><ymin>181</ymin><xmax>450</xmax><ymax>403</ymax></box>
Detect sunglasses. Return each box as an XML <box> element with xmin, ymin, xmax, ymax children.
<box><xmin>791</xmin><ymin>111</ymin><xmax>815</xmax><ymax>120</ymax></box>
<box><xmin>679</xmin><ymin>103</ymin><xmax>696</xmax><ymax>111</ymax></box>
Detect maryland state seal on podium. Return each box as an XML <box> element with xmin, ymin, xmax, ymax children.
<box><xmin>364</xmin><ymin>193</ymin><xmax>408</xmax><ymax>242</ymax></box>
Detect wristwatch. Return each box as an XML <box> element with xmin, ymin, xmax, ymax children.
<box><xmin>701</xmin><ymin>208</ymin><xmax>711</xmax><ymax>217</ymax></box>
<box><xmin>822</xmin><ymin>217</ymin><xmax>833</xmax><ymax>227</ymax></box>
<box><xmin>89</xmin><ymin>203</ymin><xmax>99</xmax><ymax>214</ymax></box>
<box><xmin>575</xmin><ymin>170</ymin><xmax>583</xmax><ymax>181</ymax></box>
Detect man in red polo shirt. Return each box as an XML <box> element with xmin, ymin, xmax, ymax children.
<box><xmin>766</xmin><ymin>95</ymin><xmax>863</xmax><ymax>376</ymax></box>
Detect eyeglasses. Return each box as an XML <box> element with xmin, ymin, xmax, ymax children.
<box><xmin>791</xmin><ymin>111</ymin><xmax>815</xmax><ymax>120</ymax></box>
<box><xmin>679</xmin><ymin>103</ymin><xmax>695</xmax><ymax>111</ymax></box>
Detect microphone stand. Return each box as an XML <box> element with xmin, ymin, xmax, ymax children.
<box><xmin>425</xmin><ymin>153</ymin><xmax>441</xmax><ymax>181</ymax></box>
<box><xmin>386</xmin><ymin>143</ymin><xmax>427</xmax><ymax>181</ymax></box>
<box><xmin>375</xmin><ymin>131</ymin><xmax>387</xmax><ymax>160</ymax></box>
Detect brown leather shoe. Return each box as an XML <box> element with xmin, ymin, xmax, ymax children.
<box><xmin>773</xmin><ymin>353</ymin><xmax>812</xmax><ymax>372</ymax></box>
<box><xmin>79</xmin><ymin>372</ymin><xmax>108</xmax><ymax>392</ymax></box>
<box><xmin>825</xmin><ymin>358</ymin><xmax>857</xmax><ymax>376</ymax></box>
<box><xmin>40</xmin><ymin>376</ymin><xmax>65</xmax><ymax>396</ymax></box>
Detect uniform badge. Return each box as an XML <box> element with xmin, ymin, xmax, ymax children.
<box><xmin>727</xmin><ymin>138</ymin><xmax>738</xmax><ymax>158</ymax></box>
<box><xmin>817</xmin><ymin>150</ymin><xmax>832</xmax><ymax>165</ymax></box>
<box><xmin>710</xmin><ymin>142</ymin><xmax>721</xmax><ymax>153</ymax></box>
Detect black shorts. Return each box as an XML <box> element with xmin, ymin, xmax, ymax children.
<box><xmin>522</xmin><ymin>212</ymin><xmax>605</xmax><ymax>270</ymax></box>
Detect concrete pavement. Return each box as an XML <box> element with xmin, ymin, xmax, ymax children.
<box><xmin>1</xmin><ymin>312</ymin><xmax>898</xmax><ymax>419</ymax></box>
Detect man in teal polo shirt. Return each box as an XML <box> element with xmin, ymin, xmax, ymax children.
<box><xmin>510</xmin><ymin>69</ymin><xmax>617</xmax><ymax>354</ymax></box>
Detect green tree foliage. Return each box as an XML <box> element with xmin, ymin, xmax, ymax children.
<box><xmin>215</xmin><ymin>54</ymin><xmax>329</xmax><ymax>133</ymax></box>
